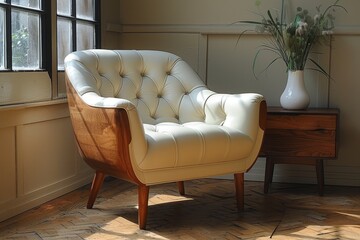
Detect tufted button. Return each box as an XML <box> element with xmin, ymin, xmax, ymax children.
<box><xmin>157</xmin><ymin>93</ymin><xmax>162</xmax><ymax>98</ymax></box>
<box><xmin>141</xmin><ymin>72</ymin><xmax>145</xmax><ymax>77</ymax></box>
<box><xmin>166</xmin><ymin>71</ymin><xmax>171</xmax><ymax>75</ymax></box>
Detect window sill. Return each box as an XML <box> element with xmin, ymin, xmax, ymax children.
<box><xmin>0</xmin><ymin>98</ymin><xmax>67</xmax><ymax>112</ymax></box>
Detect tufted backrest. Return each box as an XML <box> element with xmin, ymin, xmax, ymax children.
<box><xmin>64</xmin><ymin>50</ymin><xmax>214</xmax><ymax>125</ymax></box>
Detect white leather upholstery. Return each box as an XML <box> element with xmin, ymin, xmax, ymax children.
<box><xmin>65</xmin><ymin>49</ymin><xmax>265</xmax><ymax>185</ymax></box>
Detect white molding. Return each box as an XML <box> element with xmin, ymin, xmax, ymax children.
<box><xmin>107</xmin><ymin>23</ymin><xmax>260</xmax><ymax>35</ymax></box>
<box><xmin>108</xmin><ymin>23</ymin><xmax>360</xmax><ymax>36</ymax></box>
<box><xmin>0</xmin><ymin>99</ymin><xmax>67</xmax><ymax>112</ymax></box>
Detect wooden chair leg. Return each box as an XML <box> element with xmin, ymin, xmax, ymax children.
<box><xmin>177</xmin><ymin>181</ymin><xmax>185</xmax><ymax>195</ymax></box>
<box><xmin>138</xmin><ymin>184</ymin><xmax>150</xmax><ymax>230</ymax></box>
<box><xmin>87</xmin><ymin>171</ymin><xmax>105</xmax><ymax>209</ymax></box>
<box><xmin>234</xmin><ymin>173</ymin><xmax>244</xmax><ymax>211</ymax></box>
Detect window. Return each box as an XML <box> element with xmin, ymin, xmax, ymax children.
<box><xmin>0</xmin><ymin>0</ymin><xmax>100</xmax><ymax>71</ymax></box>
<box><xmin>57</xmin><ymin>0</ymin><xmax>99</xmax><ymax>69</ymax></box>
<box><xmin>0</xmin><ymin>0</ymin><xmax>44</xmax><ymax>70</ymax></box>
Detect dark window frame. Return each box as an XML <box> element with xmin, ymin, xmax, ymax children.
<box><xmin>57</xmin><ymin>0</ymin><xmax>100</xmax><ymax>70</ymax></box>
<box><xmin>0</xmin><ymin>0</ymin><xmax>100</xmax><ymax>74</ymax></box>
<box><xmin>0</xmin><ymin>0</ymin><xmax>49</xmax><ymax>72</ymax></box>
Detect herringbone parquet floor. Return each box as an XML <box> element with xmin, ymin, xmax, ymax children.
<box><xmin>0</xmin><ymin>178</ymin><xmax>359</xmax><ymax>240</ymax></box>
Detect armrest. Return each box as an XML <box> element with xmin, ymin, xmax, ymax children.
<box><xmin>204</xmin><ymin>93</ymin><xmax>266</xmax><ymax>140</ymax></box>
<box><xmin>81</xmin><ymin>92</ymin><xmax>136</xmax><ymax>110</ymax></box>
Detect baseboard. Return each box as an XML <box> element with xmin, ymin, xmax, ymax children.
<box><xmin>0</xmin><ymin>172</ymin><xmax>93</xmax><ymax>223</ymax></box>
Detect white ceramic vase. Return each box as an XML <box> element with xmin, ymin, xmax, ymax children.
<box><xmin>280</xmin><ymin>70</ymin><xmax>310</xmax><ymax>110</ymax></box>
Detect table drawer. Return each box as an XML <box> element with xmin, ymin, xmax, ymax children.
<box><xmin>260</xmin><ymin>111</ymin><xmax>338</xmax><ymax>158</ymax></box>
<box><xmin>266</xmin><ymin>114</ymin><xmax>337</xmax><ymax>130</ymax></box>
<box><xmin>261</xmin><ymin>129</ymin><xmax>336</xmax><ymax>158</ymax></box>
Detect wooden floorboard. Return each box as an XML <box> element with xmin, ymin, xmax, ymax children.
<box><xmin>0</xmin><ymin>178</ymin><xmax>359</xmax><ymax>239</ymax></box>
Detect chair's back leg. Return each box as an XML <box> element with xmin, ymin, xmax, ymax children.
<box><xmin>177</xmin><ymin>181</ymin><xmax>185</xmax><ymax>195</ymax></box>
<box><xmin>87</xmin><ymin>171</ymin><xmax>105</xmax><ymax>209</ymax></box>
<box><xmin>138</xmin><ymin>184</ymin><xmax>150</xmax><ymax>230</ymax></box>
<box><xmin>234</xmin><ymin>173</ymin><xmax>244</xmax><ymax>211</ymax></box>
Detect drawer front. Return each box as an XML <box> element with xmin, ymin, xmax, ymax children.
<box><xmin>266</xmin><ymin>114</ymin><xmax>337</xmax><ymax>130</ymax></box>
<box><xmin>260</xmin><ymin>113</ymin><xmax>338</xmax><ymax>158</ymax></box>
<box><xmin>261</xmin><ymin>129</ymin><xmax>336</xmax><ymax>158</ymax></box>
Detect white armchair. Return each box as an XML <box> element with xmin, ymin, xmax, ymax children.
<box><xmin>65</xmin><ymin>49</ymin><xmax>266</xmax><ymax>229</ymax></box>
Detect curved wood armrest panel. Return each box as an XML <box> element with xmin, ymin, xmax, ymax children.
<box><xmin>260</xmin><ymin>100</ymin><xmax>267</xmax><ymax>131</ymax></box>
<box><xmin>66</xmin><ymin>77</ymin><xmax>140</xmax><ymax>184</ymax></box>
<box><xmin>244</xmin><ymin>100</ymin><xmax>267</xmax><ymax>173</ymax></box>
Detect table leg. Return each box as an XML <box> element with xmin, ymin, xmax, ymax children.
<box><xmin>316</xmin><ymin>159</ymin><xmax>324</xmax><ymax>196</ymax></box>
<box><xmin>264</xmin><ymin>157</ymin><xmax>274</xmax><ymax>194</ymax></box>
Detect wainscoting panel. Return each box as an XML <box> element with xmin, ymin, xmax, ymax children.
<box><xmin>0</xmin><ymin>127</ymin><xmax>16</xmax><ymax>205</ymax></box>
<box><xmin>0</xmin><ymin>101</ymin><xmax>93</xmax><ymax>222</ymax></box>
<box><xmin>17</xmin><ymin>118</ymin><xmax>77</xmax><ymax>195</ymax></box>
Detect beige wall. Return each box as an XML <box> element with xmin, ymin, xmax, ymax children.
<box><xmin>110</xmin><ymin>0</ymin><xmax>360</xmax><ymax>186</ymax></box>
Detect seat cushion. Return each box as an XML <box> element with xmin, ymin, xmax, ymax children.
<box><xmin>138</xmin><ymin>122</ymin><xmax>254</xmax><ymax>170</ymax></box>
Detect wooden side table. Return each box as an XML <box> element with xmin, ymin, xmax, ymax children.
<box><xmin>259</xmin><ymin>107</ymin><xmax>339</xmax><ymax>195</ymax></box>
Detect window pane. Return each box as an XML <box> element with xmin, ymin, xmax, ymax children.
<box><xmin>76</xmin><ymin>0</ymin><xmax>94</xmax><ymax>20</ymax></box>
<box><xmin>76</xmin><ymin>22</ymin><xmax>95</xmax><ymax>51</ymax></box>
<box><xmin>11</xmin><ymin>10</ymin><xmax>40</xmax><ymax>70</ymax></box>
<box><xmin>57</xmin><ymin>18</ymin><xmax>72</xmax><ymax>69</ymax></box>
<box><xmin>57</xmin><ymin>0</ymin><xmax>71</xmax><ymax>16</ymax></box>
<box><xmin>11</xmin><ymin>0</ymin><xmax>40</xmax><ymax>10</ymax></box>
<box><xmin>0</xmin><ymin>8</ymin><xmax>5</xmax><ymax>70</ymax></box>
<box><xmin>0</xmin><ymin>8</ymin><xmax>5</xmax><ymax>69</ymax></box>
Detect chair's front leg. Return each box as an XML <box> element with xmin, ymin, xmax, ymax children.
<box><xmin>177</xmin><ymin>181</ymin><xmax>185</xmax><ymax>195</ymax></box>
<box><xmin>234</xmin><ymin>173</ymin><xmax>244</xmax><ymax>211</ymax></box>
<box><xmin>138</xmin><ymin>184</ymin><xmax>150</xmax><ymax>230</ymax></box>
<box><xmin>87</xmin><ymin>171</ymin><xmax>105</xmax><ymax>209</ymax></box>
